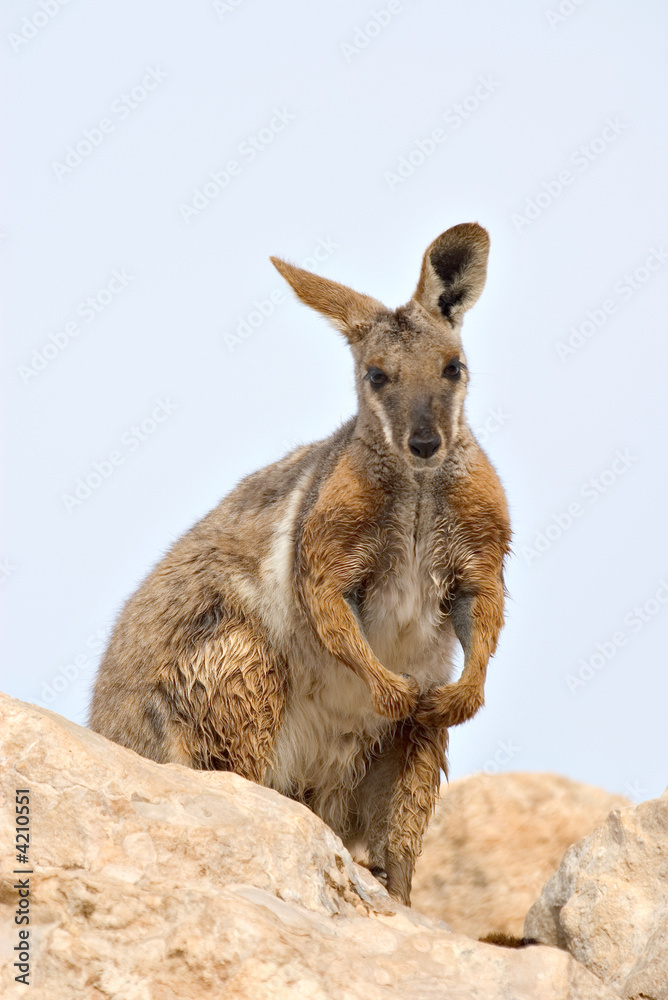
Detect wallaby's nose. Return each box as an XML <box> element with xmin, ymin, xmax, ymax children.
<box><xmin>408</xmin><ymin>432</ymin><xmax>441</xmax><ymax>459</ymax></box>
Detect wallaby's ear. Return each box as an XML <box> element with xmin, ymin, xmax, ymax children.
<box><xmin>270</xmin><ymin>257</ymin><xmax>384</xmax><ymax>343</ymax></box>
<box><xmin>413</xmin><ymin>223</ymin><xmax>490</xmax><ymax>325</ymax></box>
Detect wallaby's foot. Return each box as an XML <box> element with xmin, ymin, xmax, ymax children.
<box><xmin>372</xmin><ymin>672</ymin><xmax>419</xmax><ymax>721</ymax></box>
<box><xmin>368</xmin><ymin>866</ymin><xmax>389</xmax><ymax>889</ymax></box>
<box><xmin>385</xmin><ymin>855</ymin><xmax>412</xmax><ymax>906</ymax></box>
<box><xmin>414</xmin><ymin>680</ymin><xmax>484</xmax><ymax>729</ymax></box>
<box><xmin>366</xmin><ymin>862</ymin><xmax>411</xmax><ymax>905</ymax></box>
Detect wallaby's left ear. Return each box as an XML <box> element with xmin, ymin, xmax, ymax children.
<box><xmin>270</xmin><ymin>257</ymin><xmax>384</xmax><ymax>344</ymax></box>
<box><xmin>413</xmin><ymin>223</ymin><xmax>490</xmax><ymax>324</ymax></box>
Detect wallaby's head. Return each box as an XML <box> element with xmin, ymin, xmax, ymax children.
<box><xmin>271</xmin><ymin>223</ymin><xmax>489</xmax><ymax>470</ymax></box>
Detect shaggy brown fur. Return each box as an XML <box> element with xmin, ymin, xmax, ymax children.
<box><xmin>89</xmin><ymin>223</ymin><xmax>511</xmax><ymax>905</ymax></box>
<box><xmin>479</xmin><ymin>933</ymin><xmax>540</xmax><ymax>949</ymax></box>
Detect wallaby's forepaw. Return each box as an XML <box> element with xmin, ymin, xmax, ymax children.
<box><xmin>372</xmin><ymin>672</ymin><xmax>419</xmax><ymax>721</ymax></box>
<box><xmin>414</xmin><ymin>680</ymin><xmax>484</xmax><ymax>729</ymax></box>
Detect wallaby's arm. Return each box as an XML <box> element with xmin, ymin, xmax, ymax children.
<box><xmin>296</xmin><ymin>456</ymin><xmax>418</xmax><ymax>721</ymax></box>
<box><xmin>417</xmin><ymin>580</ymin><xmax>505</xmax><ymax>728</ymax></box>
<box><xmin>417</xmin><ymin>456</ymin><xmax>511</xmax><ymax>729</ymax></box>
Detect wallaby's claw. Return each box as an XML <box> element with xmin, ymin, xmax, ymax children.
<box><xmin>368</xmin><ymin>866</ymin><xmax>389</xmax><ymax>888</ymax></box>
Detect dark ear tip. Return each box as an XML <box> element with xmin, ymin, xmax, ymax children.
<box><xmin>429</xmin><ymin>223</ymin><xmax>489</xmax><ymax>274</ymax></box>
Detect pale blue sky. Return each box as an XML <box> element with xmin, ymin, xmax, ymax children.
<box><xmin>2</xmin><ymin>0</ymin><xmax>667</xmax><ymax>802</ymax></box>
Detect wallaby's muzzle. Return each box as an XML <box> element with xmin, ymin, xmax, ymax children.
<box><xmin>408</xmin><ymin>430</ymin><xmax>441</xmax><ymax>459</ymax></box>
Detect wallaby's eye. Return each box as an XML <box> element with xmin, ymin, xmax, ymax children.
<box><xmin>366</xmin><ymin>367</ymin><xmax>389</xmax><ymax>388</ymax></box>
<box><xmin>442</xmin><ymin>359</ymin><xmax>462</xmax><ymax>380</ymax></box>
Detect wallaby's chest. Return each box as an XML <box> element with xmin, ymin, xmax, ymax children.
<box><xmin>267</xmin><ymin>507</ymin><xmax>457</xmax><ymax>812</ymax></box>
<box><xmin>258</xmin><ymin>478</ymin><xmax>458</xmax><ymax>795</ymax></box>
<box><xmin>258</xmin><ymin>478</ymin><xmax>457</xmax><ymax>681</ymax></box>
<box><xmin>354</xmin><ymin>493</ymin><xmax>456</xmax><ymax>684</ymax></box>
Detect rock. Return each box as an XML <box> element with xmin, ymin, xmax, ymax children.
<box><xmin>412</xmin><ymin>771</ymin><xmax>630</xmax><ymax>939</ymax></box>
<box><xmin>0</xmin><ymin>693</ymin><xmax>616</xmax><ymax>999</ymax></box>
<box><xmin>525</xmin><ymin>791</ymin><xmax>668</xmax><ymax>999</ymax></box>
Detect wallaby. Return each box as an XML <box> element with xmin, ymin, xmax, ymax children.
<box><xmin>89</xmin><ymin>222</ymin><xmax>511</xmax><ymax>905</ymax></box>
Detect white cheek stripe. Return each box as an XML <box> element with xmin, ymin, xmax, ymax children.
<box><xmin>367</xmin><ymin>394</ymin><xmax>394</xmax><ymax>450</ymax></box>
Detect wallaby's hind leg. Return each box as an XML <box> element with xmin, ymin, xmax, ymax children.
<box><xmin>92</xmin><ymin>609</ymin><xmax>287</xmax><ymax>780</ymax></box>
<box><xmin>385</xmin><ymin>724</ymin><xmax>448</xmax><ymax>905</ymax></box>
<box><xmin>349</xmin><ymin>723</ymin><xmax>448</xmax><ymax>905</ymax></box>
<box><xmin>165</xmin><ymin>612</ymin><xmax>288</xmax><ymax>782</ymax></box>
<box><xmin>91</xmin><ymin>606</ymin><xmax>287</xmax><ymax>781</ymax></box>
<box><xmin>346</xmin><ymin>728</ymin><xmax>404</xmax><ymax>890</ymax></box>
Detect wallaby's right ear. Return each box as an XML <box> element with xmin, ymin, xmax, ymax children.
<box><xmin>413</xmin><ymin>223</ymin><xmax>490</xmax><ymax>325</ymax></box>
<box><xmin>270</xmin><ymin>257</ymin><xmax>384</xmax><ymax>343</ymax></box>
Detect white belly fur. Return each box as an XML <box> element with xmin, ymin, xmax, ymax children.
<box><xmin>257</xmin><ymin>480</ymin><xmax>458</xmax><ymax>824</ymax></box>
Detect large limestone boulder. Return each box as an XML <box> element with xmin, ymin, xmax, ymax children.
<box><xmin>412</xmin><ymin>772</ymin><xmax>630</xmax><ymax>939</ymax></box>
<box><xmin>0</xmin><ymin>692</ymin><xmax>616</xmax><ymax>999</ymax></box>
<box><xmin>525</xmin><ymin>791</ymin><xmax>668</xmax><ymax>999</ymax></box>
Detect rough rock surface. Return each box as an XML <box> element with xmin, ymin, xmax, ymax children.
<box><xmin>0</xmin><ymin>693</ymin><xmax>616</xmax><ymax>999</ymax></box>
<box><xmin>412</xmin><ymin>772</ymin><xmax>630</xmax><ymax>939</ymax></box>
<box><xmin>525</xmin><ymin>791</ymin><xmax>668</xmax><ymax>999</ymax></box>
